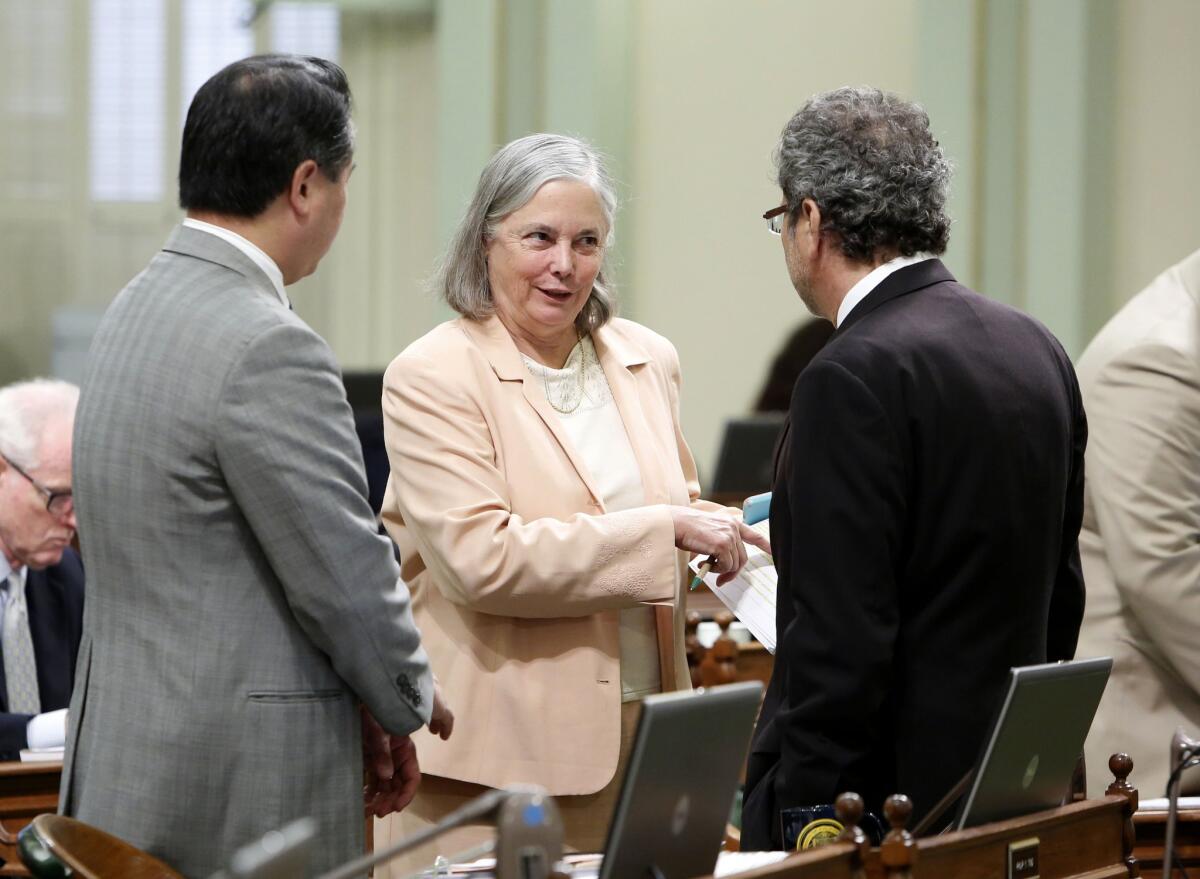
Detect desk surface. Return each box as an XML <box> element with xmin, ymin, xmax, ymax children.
<box><xmin>0</xmin><ymin>760</ymin><xmax>63</xmax><ymax>877</ymax></box>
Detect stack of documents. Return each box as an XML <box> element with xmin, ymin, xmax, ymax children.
<box><xmin>20</xmin><ymin>746</ymin><xmax>64</xmax><ymax>763</ymax></box>
<box><xmin>445</xmin><ymin>850</ymin><xmax>789</xmax><ymax>876</ymax></box>
<box><xmin>689</xmin><ymin>519</ymin><xmax>778</xmax><ymax>652</ymax></box>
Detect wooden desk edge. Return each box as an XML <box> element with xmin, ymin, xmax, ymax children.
<box><xmin>0</xmin><ymin>761</ymin><xmax>64</xmax><ymax>778</ymax></box>
<box><xmin>910</xmin><ymin>795</ymin><xmax>1126</xmax><ymax>854</ymax></box>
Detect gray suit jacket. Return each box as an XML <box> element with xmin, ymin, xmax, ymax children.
<box><xmin>62</xmin><ymin>225</ymin><xmax>433</xmax><ymax>878</ymax></box>
<box><xmin>1076</xmin><ymin>247</ymin><xmax>1200</xmax><ymax>795</ymax></box>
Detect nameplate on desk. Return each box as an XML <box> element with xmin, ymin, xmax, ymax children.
<box><xmin>1008</xmin><ymin>836</ymin><xmax>1039</xmax><ymax>879</ymax></box>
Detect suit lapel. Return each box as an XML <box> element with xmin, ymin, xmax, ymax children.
<box><xmin>462</xmin><ymin>316</ymin><xmax>671</xmax><ymax>510</ymax></box>
<box><xmin>593</xmin><ymin>323</ymin><xmax>667</xmax><ymax>507</ymax></box>
<box><xmin>462</xmin><ymin>316</ymin><xmax>606</xmax><ymax>506</ymax></box>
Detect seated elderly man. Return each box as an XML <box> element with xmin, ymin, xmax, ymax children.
<box><xmin>0</xmin><ymin>379</ymin><xmax>83</xmax><ymax>760</ymax></box>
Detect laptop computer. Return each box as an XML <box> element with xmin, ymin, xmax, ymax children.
<box><xmin>953</xmin><ymin>657</ymin><xmax>1113</xmax><ymax>830</ymax></box>
<box><xmin>598</xmin><ymin>681</ymin><xmax>763</xmax><ymax>879</ymax></box>
<box><xmin>710</xmin><ymin>414</ymin><xmax>787</xmax><ymax>496</ymax></box>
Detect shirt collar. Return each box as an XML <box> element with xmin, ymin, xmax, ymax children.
<box><xmin>181</xmin><ymin>218</ymin><xmax>290</xmax><ymax>309</ymax></box>
<box><xmin>0</xmin><ymin>556</ymin><xmax>24</xmax><ymax>590</ymax></box>
<box><xmin>835</xmin><ymin>252</ymin><xmax>935</xmax><ymax>327</ymax></box>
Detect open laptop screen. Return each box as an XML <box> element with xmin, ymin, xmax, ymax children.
<box><xmin>954</xmin><ymin>657</ymin><xmax>1113</xmax><ymax>830</ymax></box>
<box><xmin>599</xmin><ymin>682</ymin><xmax>763</xmax><ymax>879</ymax></box>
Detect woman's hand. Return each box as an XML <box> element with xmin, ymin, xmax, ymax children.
<box><xmin>669</xmin><ymin>507</ymin><xmax>772</xmax><ymax>585</ymax></box>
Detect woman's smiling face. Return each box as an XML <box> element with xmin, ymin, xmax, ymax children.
<box><xmin>485</xmin><ymin>178</ymin><xmax>607</xmax><ymax>345</ymax></box>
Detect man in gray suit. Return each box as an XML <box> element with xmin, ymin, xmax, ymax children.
<box><xmin>64</xmin><ymin>55</ymin><xmax>451</xmax><ymax>877</ymax></box>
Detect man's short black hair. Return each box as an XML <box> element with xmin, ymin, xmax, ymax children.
<box><xmin>179</xmin><ymin>54</ymin><xmax>354</xmax><ymax>218</ymax></box>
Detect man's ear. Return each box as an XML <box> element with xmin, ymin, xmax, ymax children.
<box><xmin>288</xmin><ymin>160</ymin><xmax>321</xmax><ymax>217</ymax></box>
<box><xmin>800</xmin><ymin>198</ymin><xmax>821</xmax><ymax>239</ymax></box>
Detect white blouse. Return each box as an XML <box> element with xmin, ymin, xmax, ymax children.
<box><xmin>522</xmin><ymin>335</ymin><xmax>663</xmax><ymax>702</ymax></box>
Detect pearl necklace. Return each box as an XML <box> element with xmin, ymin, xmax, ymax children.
<box><xmin>524</xmin><ymin>335</ymin><xmax>594</xmax><ymax>415</ymax></box>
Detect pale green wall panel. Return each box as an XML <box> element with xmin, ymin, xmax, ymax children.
<box><xmin>435</xmin><ymin>0</ymin><xmax>500</xmax><ymax>247</ymax></box>
<box><xmin>1023</xmin><ymin>0</ymin><xmax>1090</xmax><ymax>356</ymax></box>
<box><xmin>978</xmin><ymin>0</ymin><xmax>1023</xmax><ymax>308</ymax></box>
<box><xmin>915</xmin><ymin>0</ymin><xmax>980</xmax><ymax>289</ymax></box>
<box><xmin>499</xmin><ymin>0</ymin><xmax>545</xmax><ymax>141</ymax></box>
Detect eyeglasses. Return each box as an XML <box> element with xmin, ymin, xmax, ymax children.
<box><xmin>763</xmin><ymin>204</ymin><xmax>788</xmax><ymax>236</ymax></box>
<box><xmin>0</xmin><ymin>453</ymin><xmax>73</xmax><ymax>519</ymax></box>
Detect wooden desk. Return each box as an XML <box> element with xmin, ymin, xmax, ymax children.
<box><xmin>0</xmin><ymin>761</ymin><xmax>62</xmax><ymax>876</ymax></box>
<box><xmin>735</xmin><ymin>641</ymin><xmax>775</xmax><ymax>688</ymax></box>
<box><xmin>863</xmin><ymin>793</ymin><xmax>1136</xmax><ymax>879</ymax></box>
<box><xmin>1134</xmin><ymin>809</ymin><xmax>1200</xmax><ymax>878</ymax></box>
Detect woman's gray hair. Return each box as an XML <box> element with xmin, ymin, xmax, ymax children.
<box><xmin>434</xmin><ymin>133</ymin><xmax>618</xmax><ymax>332</ymax></box>
<box><xmin>0</xmin><ymin>379</ymin><xmax>79</xmax><ymax>469</ymax></box>
<box><xmin>776</xmin><ymin>86</ymin><xmax>952</xmax><ymax>262</ymax></box>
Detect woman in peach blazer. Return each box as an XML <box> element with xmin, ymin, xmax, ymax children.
<box><xmin>374</xmin><ymin>134</ymin><xmax>766</xmax><ymax>873</ymax></box>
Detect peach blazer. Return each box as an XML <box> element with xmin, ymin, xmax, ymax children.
<box><xmin>381</xmin><ymin>315</ymin><xmax>713</xmax><ymax>795</ymax></box>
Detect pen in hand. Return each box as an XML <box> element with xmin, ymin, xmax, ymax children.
<box><xmin>689</xmin><ymin>555</ymin><xmax>719</xmax><ymax>591</ymax></box>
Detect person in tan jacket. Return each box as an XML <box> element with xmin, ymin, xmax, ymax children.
<box><xmin>373</xmin><ymin>133</ymin><xmax>767</xmax><ymax>872</ymax></box>
<box><xmin>1076</xmin><ymin>247</ymin><xmax>1200</xmax><ymax>796</ymax></box>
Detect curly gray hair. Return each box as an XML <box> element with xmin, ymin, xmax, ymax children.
<box><xmin>776</xmin><ymin>87</ymin><xmax>951</xmax><ymax>262</ymax></box>
<box><xmin>434</xmin><ymin>133</ymin><xmax>618</xmax><ymax>333</ymax></box>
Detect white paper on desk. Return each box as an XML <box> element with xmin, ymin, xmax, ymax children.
<box><xmin>1138</xmin><ymin>796</ymin><xmax>1200</xmax><ymax>811</ymax></box>
<box><xmin>448</xmin><ymin>851</ymin><xmax>787</xmax><ymax>877</ymax></box>
<box><xmin>19</xmin><ymin>746</ymin><xmax>64</xmax><ymax>763</ymax></box>
<box><xmin>690</xmin><ymin>518</ymin><xmax>777</xmax><ymax>653</ymax></box>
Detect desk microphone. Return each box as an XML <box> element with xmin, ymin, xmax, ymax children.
<box><xmin>494</xmin><ymin>790</ymin><xmax>565</xmax><ymax>878</ymax></box>
<box><xmin>317</xmin><ymin>786</ymin><xmax>563</xmax><ymax>879</ymax></box>
<box><xmin>1164</xmin><ymin>727</ymin><xmax>1200</xmax><ymax>878</ymax></box>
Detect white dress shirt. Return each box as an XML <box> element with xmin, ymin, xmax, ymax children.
<box><xmin>836</xmin><ymin>252</ymin><xmax>935</xmax><ymax>327</ymax></box>
<box><xmin>0</xmin><ymin>559</ymin><xmax>67</xmax><ymax>749</ymax></box>
<box><xmin>0</xmin><ymin>554</ymin><xmax>16</xmax><ymax>586</ymax></box>
<box><xmin>181</xmin><ymin>218</ymin><xmax>290</xmax><ymax>309</ymax></box>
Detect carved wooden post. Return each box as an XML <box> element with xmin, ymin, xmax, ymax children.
<box><xmin>700</xmin><ymin>611</ymin><xmax>738</xmax><ymax>687</ymax></box>
<box><xmin>836</xmin><ymin>792</ymin><xmax>869</xmax><ymax>879</ymax></box>
<box><xmin>685</xmin><ymin>611</ymin><xmax>704</xmax><ymax>688</ymax></box>
<box><xmin>1106</xmin><ymin>753</ymin><xmax>1140</xmax><ymax>878</ymax></box>
<box><xmin>881</xmin><ymin>794</ymin><xmax>916</xmax><ymax>879</ymax></box>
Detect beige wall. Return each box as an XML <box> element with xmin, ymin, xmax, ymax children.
<box><xmin>626</xmin><ymin>0</ymin><xmax>917</xmax><ymax>476</ymax></box>
<box><xmin>1112</xmin><ymin>0</ymin><xmax>1200</xmax><ymax>304</ymax></box>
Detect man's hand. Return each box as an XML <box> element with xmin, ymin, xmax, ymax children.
<box><xmin>362</xmin><ymin>706</ymin><xmax>421</xmax><ymax>818</ymax></box>
<box><xmin>429</xmin><ymin>678</ymin><xmax>454</xmax><ymax>740</ymax></box>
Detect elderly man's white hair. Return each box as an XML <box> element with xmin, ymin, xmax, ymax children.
<box><xmin>0</xmin><ymin>379</ymin><xmax>80</xmax><ymax>470</ymax></box>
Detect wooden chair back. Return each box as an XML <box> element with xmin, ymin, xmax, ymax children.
<box><xmin>22</xmin><ymin>814</ymin><xmax>184</xmax><ymax>879</ymax></box>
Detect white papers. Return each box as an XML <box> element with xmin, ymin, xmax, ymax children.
<box><xmin>714</xmin><ymin>851</ymin><xmax>790</xmax><ymax>876</ymax></box>
<box><xmin>19</xmin><ymin>747</ymin><xmax>64</xmax><ymax>763</ymax></box>
<box><xmin>690</xmin><ymin>519</ymin><xmax>778</xmax><ymax>653</ymax></box>
<box><xmin>1139</xmin><ymin>797</ymin><xmax>1200</xmax><ymax>811</ymax></box>
<box><xmin>444</xmin><ymin>850</ymin><xmax>788</xmax><ymax>876</ymax></box>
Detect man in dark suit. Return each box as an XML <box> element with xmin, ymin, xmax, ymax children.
<box><xmin>0</xmin><ymin>379</ymin><xmax>84</xmax><ymax>760</ymax></box>
<box><xmin>742</xmin><ymin>87</ymin><xmax>1087</xmax><ymax>849</ymax></box>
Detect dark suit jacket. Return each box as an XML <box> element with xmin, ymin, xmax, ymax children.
<box><xmin>742</xmin><ymin>260</ymin><xmax>1086</xmax><ymax>849</ymax></box>
<box><xmin>0</xmin><ymin>548</ymin><xmax>85</xmax><ymax>758</ymax></box>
